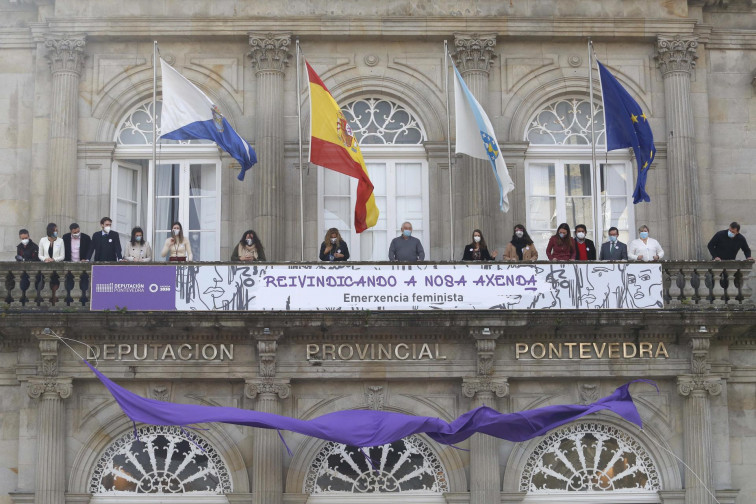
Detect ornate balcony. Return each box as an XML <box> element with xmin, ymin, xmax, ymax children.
<box><xmin>0</xmin><ymin>261</ymin><xmax>752</xmax><ymax>312</ymax></box>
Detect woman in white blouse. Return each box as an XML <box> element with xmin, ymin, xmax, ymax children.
<box><xmin>628</xmin><ymin>224</ymin><xmax>664</xmax><ymax>261</ymax></box>
<box><xmin>38</xmin><ymin>222</ymin><xmax>65</xmax><ymax>262</ymax></box>
<box><xmin>161</xmin><ymin>221</ymin><xmax>193</xmax><ymax>261</ymax></box>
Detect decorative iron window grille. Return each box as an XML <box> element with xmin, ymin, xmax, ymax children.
<box><xmin>115</xmin><ymin>101</ymin><xmax>210</xmax><ymax>145</ymax></box>
<box><xmin>304</xmin><ymin>436</ymin><xmax>449</xmax><ymax>494</ymax></box>
<box><xmin>341</xmin><ymin>98</ymin><xmax>426</xmax><ymax>145</ymax></box>
<box><xmin>520</xmin><ymin>422</ymin><xmax>660</xmax><ymax>493</ymax></box>
<box><xmin>526</xmin><ymin>97</ymin><xmax>606</xmax><ymax>145</ymax></box>
<box><xmin>89</xmin><ymin>425</ymin><xmax>232</xmax><ymax>495</ymax></box>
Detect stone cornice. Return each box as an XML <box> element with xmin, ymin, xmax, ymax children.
<box><xmin>0</xmin><ymin>28</ymin><xmax>34</xmax><ymax>49</ymax></box>
<box><xmin>707</xmin><ymin>29</ymin><xmax>756</xmax><ymax>50</ymax></box>
<box><xmin>42</xmin><ymin>16</ymin><xmax>698</xmax><ymax>40</ymax></box>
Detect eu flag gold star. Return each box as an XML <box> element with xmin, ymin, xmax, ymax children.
<box><xmin>641</xmin><ymin>113</ymin><xmax>647</xmax><ymax>121</ymax></box>
<box><xmin>630</xmin><ymin>114</ymin><xmax>638</xmax><ymax>123</ymax></box>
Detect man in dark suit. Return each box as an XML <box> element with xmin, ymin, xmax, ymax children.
<box><xmin>573</xmin><ymin>223</ymin><xmax>596</xmax><ymax>260</ymax></box>
<box><xmin>599</xmin><ymin>226</ymin><xmax>628</xmax><ymax>260</ymax></box>
<box><xmin>89</xmin><ymin>217</ymin><xmax>122</xmax><ymax>262</ymax></box>
<box><xmin>63</xmin><ymin>223</ymin><xmax>91</xmax><ymax>262</ymax></box>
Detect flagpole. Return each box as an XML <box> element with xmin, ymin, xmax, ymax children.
<box><xmin>588</xmin><ymin>39</ymin><xmax>602</xmax><ymax>247</ymax></box>
<box><xmin>296</xmin><ymin>40</ymin><xmax>305</xmax><ymax>261</ymax></box>
<box><xmin>444</xmin><ymin>40</ymin><xmax>454</xmax><ymax>261</ymax></box>
<box><xmin>149</xmin><ymin>41</ymin><xmax>158</xmax><ymax>259</ymax></box>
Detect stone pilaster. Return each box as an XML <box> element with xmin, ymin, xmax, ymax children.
<box><xmin>248</xmin><ymin>33</ymin><xmax>291</xmax><ymax>260</ymax></box>
<box><xmin>462</xmin><ymin>331</ymin><xmax>508</xmax><ymax>504</ymax></box>
<box><xmin>655</xmin><ymin>35</ymin><xmax>701</xmax><ymax>260</ymax></box>
<box><xmin>677</xmin><ymin>329</ymin><xmax>721</xmax><ymax>504</ymax></box>
<box><xmin>451</xmin><ymin>34</ymin><xmax>503</xmax><ymax>255</ymax></box>
<box><xmin>245</xmin><ymin>329</ymin><xmax>289</xmax><ymax>504</ymax></box>
<box><xmin>27</xmin><ymin>330</ymin><xmax>72</xmax><ymax>504</ymax></box>
<box><xmin>44</xmin><ymin>35</ymin><xmax>86</xmax><ymax>226</ymax></box>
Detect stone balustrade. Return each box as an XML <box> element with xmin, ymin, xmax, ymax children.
<box><xmin>0</xmin><ymin>261</ymin><xmax>752</xmax><ymax>312</ymax></box>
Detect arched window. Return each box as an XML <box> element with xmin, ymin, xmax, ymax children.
<box><xmin>89</xmin><ymin>425</ymin><xmax>232</xmax><ymax>495</ymax></box>
<box><xmin>318</xmin><ymin>98</ymin><xmax>429</xmax><ymax>260</ymax></box>
<box><xmin>112</xmin><ymin>100</ymin><xmax>222</xmax><ymax>261</ymax></box>
<box><xmin>524</xmin><ymin>97</ymin><xmax>635</xmax><ymax>253</ymax></box>
<box><xmin>520</xmin><ymin>422</ymin><xmax>660</xmax><ymax>502</ymax></box>
<box><xmin>304</xmin><ymin>436</ymin><xmax>449</xmax><ymax>495</ymax></box>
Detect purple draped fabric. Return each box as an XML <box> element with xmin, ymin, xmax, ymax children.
<box><xmin>85</xmin><ymin>360</ymin><xmax>652</xmax><ymax>447</ymax></box>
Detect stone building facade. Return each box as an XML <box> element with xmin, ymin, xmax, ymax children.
<box><xmin>1</xmin><ymin>1</ymin><xmax>756</xmax><ymax>504</ymax></box>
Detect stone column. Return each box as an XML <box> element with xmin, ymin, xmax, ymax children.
<box><xmin>677</xmin><ymin>330</ymin><xmax>721</xmax><ymax>504</ymax></box>
<box><xmin>27</xmin><ymin>330</ymin><xmax>72</xmax><ymax>504</ymax></box>
<box><xmin>655</xmin><ymin>35</ymin><xmax>701</xmax><ymax>260</ymax></box>
<box><xmin>462</xmin><ymin>333</ymin><xmax>508</xmax><ymax>504</ymax></box>
<box><xmin>244</xmin><ymin>331</ymin><xmax>290</xmax><ymax>504</ymax></box>
<box><xmin>44</xmin><ymin>35</ymin><xmax>86</xmax><ymax>225</ymax></box>
<box><xmin>248</xmin><ymin>33</ymin><xmax>291</xmax><ymax>260</ymax></box>
<box><xmin>452</xmin><ymin>34</ymin><xmax>502</xmax><ymax>255</ymax></box>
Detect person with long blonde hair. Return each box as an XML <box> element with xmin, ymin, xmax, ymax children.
<box><xmin>319</xmin><ymin>227</ymin><xmax>350</xmax><ymax>261</ymax></box>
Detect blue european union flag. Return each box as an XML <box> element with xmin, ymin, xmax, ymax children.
<box><xmin>597</xmin><ymin>60</ymin><xmax>655</xmax><ymax>203</ymax></box>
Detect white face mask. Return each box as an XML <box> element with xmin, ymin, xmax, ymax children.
<box><xmin>330</xmin><ymin>237</ymin><xmax>338</xmax><ymax>244</ymax></box>
<box><xmin>103</xmin><ymin>226</ymin><xmax>111</xmax><ymax>233</ymax></box>
<box><xmin>172</xmin><ymin>229</ymin><xmax>180</xmax><ymax>235</ymax></box>
<box><xmin>21</xmin><ymin>238</ymin><xmax>29</xmax><ymax>246</ymax></box>
<box><xmin>246</xmin><ymin>238</ymin><xmax>253</xmax><ymax>246</ymax></box>
<box><xmin>473</xmin><ymin>236</ymin><xmax>481</xmax><ymax>243</ymax></box>
<box><xmin>515</xmin><ymin>231</ymin><xmax>524</xmax><ymax>238</ymax></box>
<box><xmin>576</xmin><ymin>232</ymin><xmax>586</xmax><ymax>240</ymax></box>
<box><xmin>72</xmin><ymin>233</ymin><xmax>80</xmax><ymax>238</ymax></box>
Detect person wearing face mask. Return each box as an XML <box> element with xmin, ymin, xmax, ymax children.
<box><xmin>231</xmin><ymin>230</ymin><xmax>266</xmax><ymax>261</ymax></box>
<box><xmin>38</xmin><ymin>223</ymin><xmax>65</xmax><ymax>262</ymax></box>
<box><xmin>503</xmin><ymin>224</ymin><xmax>538</xmax><ymax>261</ymax></box>
<box><xmin>462</xmin><ymin>229</ymin><xmax>497</xmax><ymax>261</ymax></box>
<box><xmin>545</xmin><ymin>223</ymin><xmax>576</xmax><ymax>261</ymax></box>
<box><xmin>572</xmin><ymin>224</ymin><xmax>596</xmax><ymax>261</ymax></box>
<box><xmin>628</xmin><ymin>225</ymin><xmax>664</xmax><ymax>262</ymax></box>
<box><xmin>124</xmin><ymin>226</ymin><xmax>153</xmax><ymax>262</ymax></box>
<box><xmin>161</xmin><ymin>221</ymin><xmax>193</xmax><ymax>261</ymax></box>
<box><xmin>89</xmin><ymin>217</ymin><xmax>123</xmax><ymax>261</ymax></box>
<box><xmin>16</xmin><ymin>228</ymin><xmax>40</xmax><ymax>262</ymax></box>
<box><xmin>63</xmin><ymin>223</ymin><xmax>91</xmax><ymax>262</ymax></box>
<box><xmin>707</xmin><ymin>221</ymin><xmax>754</xmax><ymax>261</ymax></box>
<box><xmin>599</xmin><ymin>227</ymin><xmax>628</xmax><ymax>260</ymax></box>
<box><xmin>388</xmin><ymin>221</ymin><xmax>425</xmax><ymax>261</ymax></box>
<box><xmin>319</xmin><ymin>228</ymin><xmax>350</xmax><ymax>262</ymax></box>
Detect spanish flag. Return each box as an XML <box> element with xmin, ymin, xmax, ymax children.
<box><xmin>306</xmin><ymin>61</ymin><xmax>379</xmax><ymax>232</ymax></box>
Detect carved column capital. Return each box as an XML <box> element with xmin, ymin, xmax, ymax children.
<box><xmin>655</xmin><ymin>34</ymin><xmax>699</xmax><ymax>76</ymax></box>
<box><xmin>248</xmin><ymin>32</ymin><xmax>292</xmax><ymax>73</ymax></box>
<box><xmin>678</xmin><ymin>329</ymin><xmax>722</xmax><ymax>397</ymax></box>
<box><xmin>28</xmin><ymin>376</ymin><xmax>72</xmax><ymax>400</ymax></box>
<box><xmin>44</xmin><ymin>34</ymin><xmax>86</xmax><ymax>75</ymax></box>
<box><xmin>462</xmin><ymin>377</ymin><xmax>509</xmax><ymax>399</ymax></box>
<box><xmin>677</xmin><ymin>375</ymin><xmax>722</xmax><ymax>397</ymax></box>
<box><xmin>245</xmin><ymin>378</ymin><xmax>291</xmax><ymax>400</ymax></box>
<box><xmin>452</xmin><ymin>33</ymin><xmax>497</xmax><ymax>75</ymax></box>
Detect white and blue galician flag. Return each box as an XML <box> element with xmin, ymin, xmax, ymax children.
<box><xmin>160</xmin><ymin>58</ymin><xmax>257</xmax><ymax>181</ymax></box>
<box><xmin>453</xmin><ymin>63</ymin><xmax>514</xmax><ymax>212</ymax></box>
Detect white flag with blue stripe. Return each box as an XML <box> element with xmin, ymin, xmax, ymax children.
<box><xmin>453</xmin><ymin>64</ymin><xmax>514</xmax><ymax>212</ymax></box>
<box><xmin>160</xmin><ymin>58</ymin><xmax>257</xmax><ymax>181</ymax></box>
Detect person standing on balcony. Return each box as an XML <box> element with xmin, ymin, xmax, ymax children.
<box><xmin>573</xmin><ymin>224</ymin><xmax>596</xmax><ymax>261</ymax></box>
<box><xmin>707</xmin><ymin>222</ymin><xmax>754</xmax><ymax>261</ymax></box>
<box><xmin>63</xmin><ymin>223</ymin><xmax>91</xmax><ymax>262</ymax></box>
<box><xmin>38</xmin><ymin>223</ymin><xmax>64</xmax><ymax>262</ymax></box>
<box><xmin>231</xmin><ymin>230</ymin><xmax>266</xmax><ymax>262</ymax></box>
<box><xmin>599</xmin><ymin>227</ymin><xmax>628</xmax><ymax>260</ymax></box>
<box><xmin>89</xmin><ymin>217</ymin><xmax>123</xmax><ymax>262</ymax></box>
<box><xmin>15</xmin><ymin>229</ymin><xmax>40</xmax><ymax>262</ymax></box>
<box><xmin>161</xmin><ymin>221</ymin><xmax>193</xmax><ymax>262</ymax></box>
<box><xmin>462</xmin><ymin>229</ymin><xmax>497</xmax><ymax>261</ymax></box>
<box><xmin>628</xmin><ymin>225</ymin><xmax>664</xmax><ymax>262</ymax></box>
<box><xmin>124</xmin><ymin>227</ymin><xmax>153</xmax><ymax>262</ymax></box>
<box><xmin>388</xmin><ymin>222</ymin><xmax>424</xmax><ymax>261</ymax></box>
<box><xmin>319</xmin><ymin>228</ymin><xmax>349</xmax><ymax>262</ymax></box>
<box><xmin>545</xmin><ymin>223</ymin><xmax>575</xmax><ymax>261</ymax></box>
<box><xmin>503</xmin><ymin>224</ymin><xmax>538</xmax><ymax>261</ymax></box>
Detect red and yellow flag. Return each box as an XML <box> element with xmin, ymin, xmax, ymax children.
<box><xmin>306</xmin><ymin>61</ymin><xmax>379</xmax><ymax>233</ymax></box>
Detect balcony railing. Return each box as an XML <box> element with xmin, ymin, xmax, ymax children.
<box><xmin>0</xmin><ymin>261</ymin><xmax>753</xmax><ymax>312</ymax></box>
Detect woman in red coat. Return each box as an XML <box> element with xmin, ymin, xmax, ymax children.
<box><xmin>546</xmin><ymin>223</ymin><xmax>576</xmax><ymax>261</ymax></box>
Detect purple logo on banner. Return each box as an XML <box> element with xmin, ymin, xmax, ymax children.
<box><xmin>91</xmin><ymin>266</ymin><xmax>176</xmax><ymax>311</ymax></box>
